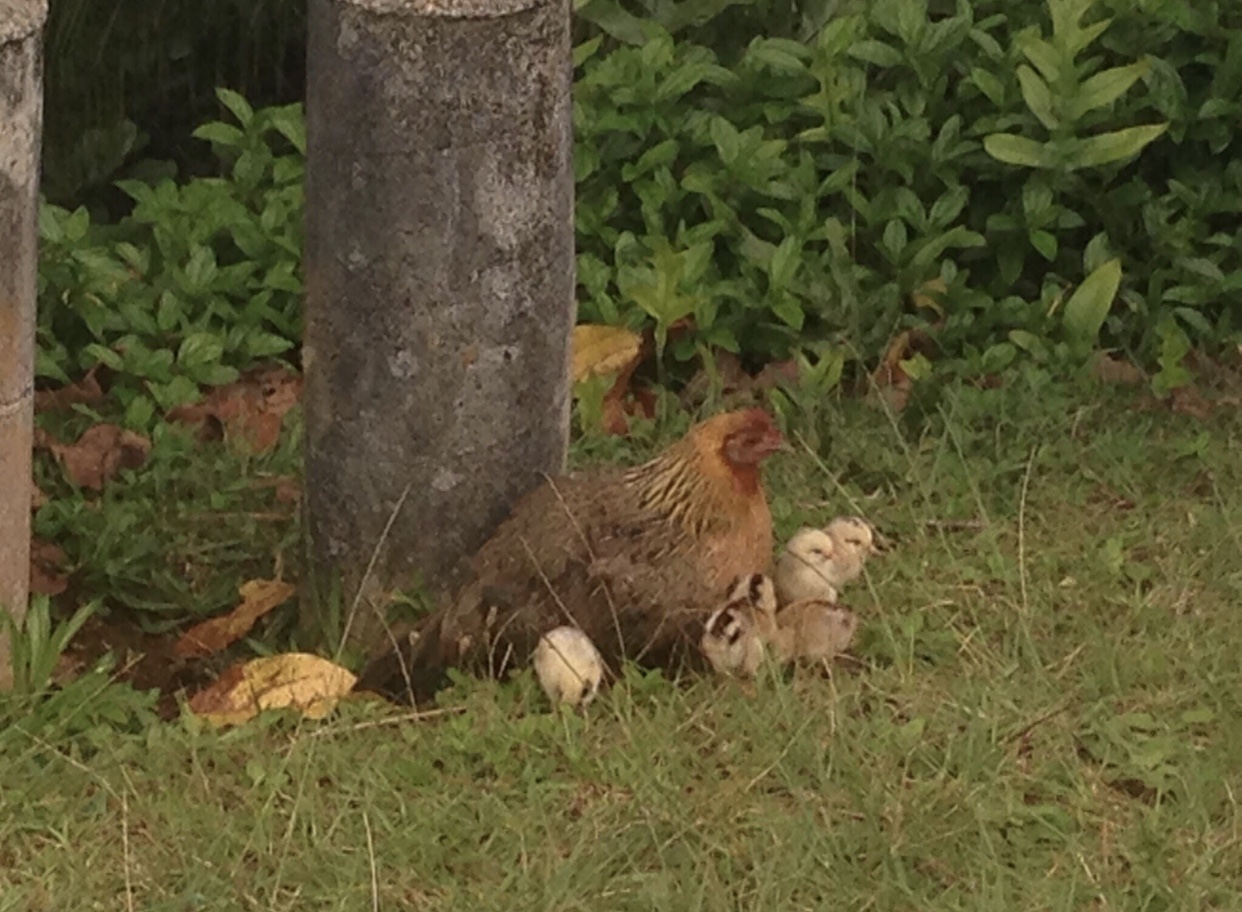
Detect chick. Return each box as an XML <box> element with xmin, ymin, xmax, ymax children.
<box><xmin>769</xmin><ymin>599</ymin><xmax>859</xmax><ymax>668</ymax></box>
<box><xmin>775</xmin><ymin>516</ymin><xmax>878</xmax><ymax>606</ymax></box>
<box><xmin>700</xmin><ymin>573</ymin><xmax>779</xmax><ymax>678</ymax></box>
<box><xmin>532</xmin><ymin>626</ymin><xmax>604</xmax><ymax>708</ymax></box>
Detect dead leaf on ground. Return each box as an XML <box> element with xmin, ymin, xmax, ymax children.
<box><xmin>29</xmin><ymin>538</ymin><xmax>69</xmax><ymax>596</ymax></box>
<box><xmin>571</xmin><ymin>324</ymin><xmax>644</xmax><ymax>385</ymax></box>
<box><xmin>31</xmin><ymin>480</ymin><xmax>46</xmax><ymax>510</ymax></box>
<box><xmin>911</xmin><ymin>278</ymin><xmax>948</xmax><ymax>317</ymax></box>
<box><xmin>173</xmin><ymin>578</ymin><xmax>298</xmax><ymax>659</ymax></box>
<box><xmin>250</xmin><ymin>475</ymin><xmax>301</xmax><ymax>505</ymax></box>
<box><xmin>188</xmin><ymin>653</ymin><xmax>356</xmax><ymax>726</ymax></box>
<box><xmin>1091</xmin><ymin>352</ymin><xmax>1145</xmax><ymax>386</ymax></box>
<box><xmin>167</xmin><ymin>366</ymin><xmax>302</xmax><ymax>454</ymax></box>
<box><xmin>572</xmin><ymin>324</ymin><xmax>649</xmax><ymax>437</ymax></box>
<box><xmin>1170</xmin><ymin>385</ymin><xmax>1213</xmax><ymax>421</ymax></box>
<box><xmin>869</xmin><ymin>330</ymin><xmax>935</xmax><ymax>413</ymax></box>
<box><xmin>38</xmin><ymin>423</ymin><xmax>151</xmax><ymax>490</ymax></box>
<box><xmin>34</xmin><ymin>365</ymin><xmax>106</xmax><ymax>413</ymax></box>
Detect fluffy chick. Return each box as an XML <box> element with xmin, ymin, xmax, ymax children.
<box><xmin>700</xmin><ymin>573</ymin><xmax>778</xmax><ymax>678</ymax></box>
<box><xmin>775</xmin><ymin>516</ymin><xmax>878</xmax><ymax>606</ymax></box>
<box><xmin>533</xmin><ymin>626</ymin><xmax>604</xmax><ymax>708</ymax></box>
<box><xmin>769</xmin><ymin>599</ymin><xmax>859</xmax><ymax>668</ymax></box>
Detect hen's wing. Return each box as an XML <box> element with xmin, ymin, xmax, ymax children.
<box><xmin>356</xmin><ymin>469</ymin><xmax>719</xmax><ymax>703</ymax></box>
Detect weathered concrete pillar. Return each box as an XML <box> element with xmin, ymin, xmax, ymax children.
<box><xmin>0</xmin><ymin>0</ymin><xmax>45</xmax><ymax>689</ymax></box>
<box><xmin>303</xmin><ymin>0</ymin><xmax>575</xmax><ymax>651</ymax></box>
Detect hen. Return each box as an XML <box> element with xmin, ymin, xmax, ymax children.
<box><xmin>357</xmin><ymin>409</ymin><xmax>783</xmax><ymax>703</ymax></box>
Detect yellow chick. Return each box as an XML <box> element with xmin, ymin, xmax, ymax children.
<box><xmin>769</xmin><ymin>599</ymin><xmax>859</xmax><ymax>668</ymax></box>
<box><xmin>775</xmin><ymin>516</ymin><xmax>878</xmax><ymax>605</ymax></box>
<box><xmin>700</xmin><ymin>573</ymin><xmax>779</xmax><ymax>678</ymax></box>
<box><xmin>533</xmin><ymin>626</ymin><xmax>604</xmax><ymax>708</ymax></box>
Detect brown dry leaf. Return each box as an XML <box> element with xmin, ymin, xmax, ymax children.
<box><xmin>167</xmin><ymin>366</ymin><xmax>302</xmax><ymax>454</ymax></box>
<box><xmin>571</xmin><ymin>324</ymin><xmax>643</xmax><ymax>385</ymax></box>
<box><xmin>870</xmin><ymin>331</ymin><xmax>915</xmax><ymax>412</ymax></box>
<box><xmin>1091</xmin><ymin>352</ymin><xmax>1144</xmax><ymax>386</ymax></box>
<box><xmin>34</xmin><ymin>365</ymin><xmax>105</xmax><ymax>413</ymax></box>
<box><xmin>1170</xmin><ymin>385</ymin><xmax>1213</xmax><ymax>421</ymax></box>
<box><xmin>173</xmin><ymin>579</ymin><xmax>298</xmax><ymax>659</ymax></box>
<box><xmin>39</xmin><ymin>424</ymin><xmax>151</xmax><ymax>491</ymax></box>
<box><xmin>31</xmin><ymin>479</ymin><xmax>46</xmax><ymax>510</ymax></box>
<box><xmin>29</xmin><ymin>538</ymin><xmax>69</xmax><ymax>596</ymax></box>
<box><xmin>187</xmin><ymin>653</ymin><xmax>357</xmax><ymax>726</ymax></box>
<box><xmin>911</xmin><ymin>278</ymin><xmax>948</xmax><ymax>317</ymax></box>
<box><xmin>751</xmin><ymin>359</ymin><xmax>799</xmax><ymax>392</ymax></box>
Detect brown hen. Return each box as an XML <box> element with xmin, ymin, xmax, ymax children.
<box><xmin>357</xmin><ymin>409</ymin><xmax>783</xmax><ymax>703</ymax></box>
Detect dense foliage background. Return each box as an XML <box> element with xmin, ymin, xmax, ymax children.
<box><xmin>38</xmin><ymin>0</ymin><xmax>1242</xmax><ymax>429</ymax></box>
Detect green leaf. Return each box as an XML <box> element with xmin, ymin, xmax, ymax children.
<box><xmin>709</xmin><ymin>117</ymin><xmax>741</xmax><ymax>165</ymax></box>
<box><xmin>215</xmin><ymin>88</ymin><xmax>255</xmax><ymax>127</ymax></box>
<box><xmin>769</xmin><ymin>236</ymin><xmax>800</xmax><ymax>291</ymax></box>
<box><xmin>1069</xmin><ymin>61</ymin><xmax>1149</xmax><ymax>120</ymax></box>
<box><xmin>769</xmin><ymin>293</ymin><xmax>804</xmax><ymax>330</ymax></box>
<box><xmin>267</xmin><ymin>104</ymin><xmax>306</xmax><ymax>154</ymax></box>
<box><xmin>178</xmin><ymin>332</ymin><xmax>226</xmax><ymax>369</ymax></box>
<box><xmin>192</xmin><ymin>122</ymin><xmax>245</xmax><ymax>148</ymax></box>
<box><xmin>1064</xmin><ymin>124</ymin><xmax>1169</xmax><ymax>170</ymax></box>
<box><xmin>909</xmin><ymin>225</ymin><xmax>985</xmax><ymax>267</ymax></box>
<box><xmin>846</xmin><ymin>40</ymin><xmax>904</xmax><ymax>67</ymax></box>
<box><xmin>881</xmin><ymin>219</ymin><xmax>908</xmax><ymax>263</ymax></box>
<box><xmin>1018</xmin><ymin>36</ymin><xmax>1061</xmax><ymax>84</ymax></box>
<box><xmin>970</xmin><ymin>68</ymin><xmax>1005</xmax><ymax>104</ymax></box>
<box><xmin>983</xmin><ymin>133</ymin><xmax>1056</xmax><ymax>168</ymax></box>
<box><xmin>929</xmin><ymin>186</ymin><xmax>968</xmax><ymax>228</ymax></box>
<box><xmin>1030</xmin><ymin>229</ymin><xmax>1058</xmax><ymax>261</ymax></box>
<box><xmin>1017</xmin><ymin>65</ymin><xmax>1059</xmax><ymax>130</ymax></box>
<box><xmin>1063</xmin><ymin>257</ymin><xmax>1122</xmax><ymax>346</ymax></box>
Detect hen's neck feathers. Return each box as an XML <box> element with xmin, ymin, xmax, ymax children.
<box><xmin>624</xmin><ymin>433</ymin><xmax>763</xmax><ymax>536</ymax></box>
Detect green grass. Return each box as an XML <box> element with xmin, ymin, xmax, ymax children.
<box><xmin>3</xmin><ymin>375</ymin><xmax>1241</xmax><ymax>911</ymax></box>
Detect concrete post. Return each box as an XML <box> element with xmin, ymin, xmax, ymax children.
<box><xmin>302</xmin><ymin>0</ymin><xmax>575</xmax><ymax>651</ymax></box>
<box><xmin>0</xmin><ymin>0</ymin><xmax>47</xmax><ymax>689</ymax></box>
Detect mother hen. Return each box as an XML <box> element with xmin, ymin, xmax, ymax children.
<box><xmin>357</xmin><ymin>409</ymin><xmax>783</xmax><ymax>703</ymax></box>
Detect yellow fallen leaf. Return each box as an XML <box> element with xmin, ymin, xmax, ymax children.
<box><xmin>911</xmin><ymin>277</ymin><xmax>948</xmax><ymax>317</ymax></box>
<box><xmin>174</xmin><ymin>578</ymin><xmax>298</xmax><ymax>659</ymax></box>
<box><xmin>188</xmin><ymin>653</ymin><xmax>357</xmax><ymax>727</ymax></box>
<box><xmin>571</xmin><ymin>324</ymin><xmax>643</xmax><ymax>385</ymax></box>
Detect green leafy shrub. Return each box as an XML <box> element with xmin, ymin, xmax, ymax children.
<box><xmin>572</xmin><ymin>0</ymin><xmax>1241</xmax><ymax>386</ymax></box>
<box><xmin>37</xmin><ymin>90</ymin><xmax>304</xmax><ymax>431</ymax></box>
<box><xmin>38</xmin><ymin>0</ymin><xmax>1242</xmax><ymax>404</ymax></box>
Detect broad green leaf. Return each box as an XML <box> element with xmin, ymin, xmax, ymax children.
<box><xmin>215</xmin><ymin>88</ymin><xmax>254</xmax><ymax>127</ymax></box>
<box><xmin>1017</xmin><ymin>65</ymin><xmax>1059</xmax><ymax>129</ymax></box>
<box><xmin>267</xmin><ymin>105</ymin><xmax>306</xmax><ymax>154</ymax></box>
<box><xmin>909</xmin><ymin>225</ymin><xmax>986</xmax><ymax>267</ymax></box>
<box><xmin>846</xmin><ymin>40</ymin><xmax>904</xmax><ymax>67</ymax></box>
<box><xmin>1062</xmin><ymin>257</ymin><xmax>1122</xmax><ymax>346</ymax></box>
<box><xmin>983</xmin><ymin>133</ymin><xmax>1056</xmax><ymax>168</ymax></box>
<box><xmin>1030</xmin><ymin>229</ymin><xmax>1058</xmax><ymax>261</ymax></box>
<box><xmin>929</xmin><ymin>186</ymin><xmax>968</xmax><ymax>228</ymax></box>
<box><xmin>709</xmin><ymin>117</ymin><xmax>741</xmax><ymax>165</ymax></box>
<box><xmin>1065</xmin><ymin>124</ymin><xmax>1168</xmax><ymax>169</ymax></box>
<box><xmin>192</xmin><ymin>122</ymin><xmax>245</xmax><ymax>148</ymax></box>
<box><xmin>572</xmin><ymin>36</ymin><xmax>602</xmax><ymax>67</ymax></box>
<box><xmin>1069</xmin><ymin>61</ymin><xmax>1149</xmax><ymax>120</ymax></box>
<box><xmin>770</xmin><ymin>293</ymin><xmax>805</xmax><ymax>330</ymax></box>
<box><xmin>769</xmin><ymin>236</ymin><xmax>800</xmax><ymax>291</ymax></box>
<box><xmin>1066</xmin><ymin>18</ymin><xmax>1111</xmax><ymax>56</ymax></box>
<box><xmin>1018</xmin><ymin>36</ymin><xmax>1061</xmax><ymax>84</ymax></box>
<box><xmin>970</xmin><ymin>68</ymin><xmax>1005</xmax><ymax>104</ymax></box>
<box><xmin>178</xmin><ymin>332</ymin><xmax>226</xmax><ymax>369</ymax></box>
